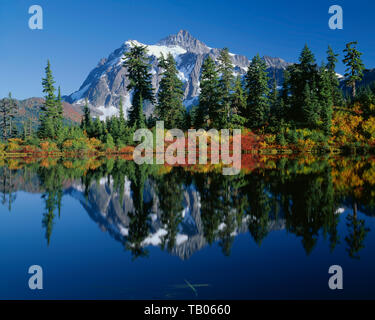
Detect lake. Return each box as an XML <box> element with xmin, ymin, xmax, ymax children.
<box><xmin>1</xmin><ymin>155</ymin><xmax>375</xmax><ymax>299</ymax></box>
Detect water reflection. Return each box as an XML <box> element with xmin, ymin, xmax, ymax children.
<box><xmin>0</xmin><ymin>155</ymin><xmax>374</xmax><ymax>260</ymax></box>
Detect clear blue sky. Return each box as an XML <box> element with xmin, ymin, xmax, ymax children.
<box><xmin>1</xmin><ymin>0</ymin><xmax>374</xmax><ymax>99</ymax></box>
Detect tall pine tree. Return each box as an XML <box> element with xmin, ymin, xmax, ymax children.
<box><xmin>55</xmin><ymin>86</ymin><xmax>64</xmax><ymax>134</ymax></box>
<box><xmin>284</xmin><ymin>45</ymin><xmax>320</xmax><ymax>127</ymax></box>
<box><xmin>155</xmin><ymin>53</ymin><xmax>185</xmax><ymax>129</ymax></box>
<box><xmin>318</xmin><ymin>63</ymin><xmax>334</xmax><ymax>135</ymax></box>
<box><xmin>230</xmin><ymin>76</ymin><xmax>247</xmax><ymax>128</ymax></box>
<box><xmin>122</xmin><ymin>43</ymin><xmax>155</xmax><ymax>128</ymax></box>
<box><xmin>81</xmin><ymin>98</ymin><xmax>93</xmax><ymax>135</ymax></box>
<box><xmin>0</xmin><ymin>92</ymin><xmax>17</xmax><ymax>141</ymax></box>
<box><xmin>326</xmin><ymin>46</ymin><xmax>343</xmax><ymax>106</ymax></box>
<box><xmin>196</xmin><ymin>56</ymin><xmax>220</xmax><ymax>128</ymax></box>
<box><xmin>343</xmin><ymin>41</ymin><xmax>365</xmax><ymax>98</ymax></box>
<box><xmin>218</xmin><ymin>48</ymin><xmax>234</xmax><ymax>128</ymax></box>
<box><xmin>244</xmin><ymin>54</ymin><xmax>270</xmax><ymax>129</ymax></box>
<box><xmin>39</xmin><ymin>60</ymin><xmax>58</xmax><ymax>139</ymax></box>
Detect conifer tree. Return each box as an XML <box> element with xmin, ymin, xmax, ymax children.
<box><xmin>23</xmin><ymin>119</ymin><xmax>31</xmax><ymax>140</ymax></box>
<box><xmin>119</xmin><ymin>96</ymin><xmax>125</xmax><ymax>127</ymax></box>
<box><xmin>326</xmin><ymin>46</ymin><xmax>343</xmax><ymax>106</ymax></box>
<box><xmin>296</xmin><ymin>45</ymin><xmax>318</xmax><ymax>116</ymax></box>
<box><xmin>343</xmin><ymin>41</ymin><xmax>365</xmax><ymax>97</ymax></box>
<box><xmin>81</xmin><ymin>98</ymin><xmax>93</xmax><ymax>135</ymax></box>
<box><xmin>302</xmin><ymin>83</ymin><xmax>318</xmax><ymax>128</ymax></box>
<box><xmin>244</xmin><ymin>54</ymin><xmax>270</xmax><ymax>129</ymax></box>
<box><xmin>231</xmin><ymin>76</ymin><xmax>246</xmax><ymax>114</ymax></box>
<box><xmin>39</xmin><ymin>60</ymin><xmax>57</xmax><ymax>139</ymax></box>
<box><xmin>55</xmin><ymin>86</ymin><xmax>64</xmax><ymax>133</ymax></box>
<box><xmin>155</xmin><ymin>53</ymin><xmax>185</xmax><ymax>129</ymax></box>
<box><xmin>318</xmin><ymin>63</ymin><xmax>334</xmax><ymax>135</ymax></box>
<box><xmin>280</xmin><ymin>68</ymin><xmax>291</xmax><ymax>121</ymax></box>
<box><xmin>116</xmin><ymin>97</ymin><xmax>128</xmax><ymax>144</ymax></box>
<box><xmin>122</xmin><ymin>43</ymin><xmax>155</xmax><ymax>128</ymax></box>
<box><xmin>93</xmin><ymin>118</ymin><xmax>104</xmax><ymax>141</ymax></box>
<box><xmin>0</xmin><ymin>92</ymin><xmax>17</xmax><ymax>140</ymax></box>
<box><xmin>230</xmin><ymin>76</ymin><xmax>247</xmax><ymax>127</ymax></box>
<box><xmin>218</xmin><ymin>48</ymin><xmax>234</xmax><ymax>127</ymax></box>
<box><xmin>284</xmin><ymin>45</ymin><xmax>319</xmax><ymax>126</ymax></box>
<box><xmin>269</xmin><ymin>75</ymin><xmax>285</xmax><ymax>131</ymax></box>
<box><xmin>270</xmin><ymin>74</ymin><xmax>278</xmax><ymax>108</ymax></box>
<box><xmin>196</xmin><ymin>56</ymin><xmax>220</xmax><ymax>128</ymax></box>
<box><xmin>109</xmin><ymin>117</ymin><xmax>121</xmax><ymax>144</ymax></box>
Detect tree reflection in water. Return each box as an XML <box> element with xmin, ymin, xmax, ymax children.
<box><xmin>0</xmin><ymin>155</ymin><xmax>374</xmax><ymax>259</ymax></box>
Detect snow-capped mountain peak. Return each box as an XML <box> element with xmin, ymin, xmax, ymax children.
<box><xmin>156</xmin><ymin>29</ymin><xmax>211</xmax><ymax>54</ymax></box>
<box><xmin>64</xmin><ymin>30</ymin><xmax>291</xmax><ymax>120</ymax></box>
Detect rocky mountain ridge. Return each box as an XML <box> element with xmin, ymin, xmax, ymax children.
<box><xmin>64</xmin><ymin>30</ymin><xmax>291</xmax><ymax>120</ymax></box>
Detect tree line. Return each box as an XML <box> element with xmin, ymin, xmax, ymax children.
<box><xmin>0</xmin><ymin>41</ymin><xmax>368</xmax><ymax>148</ymax></box>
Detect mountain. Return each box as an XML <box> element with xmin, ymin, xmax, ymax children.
<box><xmin>64</xmin><ymin>30</ymin><xmax>291</xmax><ymax>120</ymax></box>
<box><xmin>1</xmin><ymin>166</ymin><xmax>287</xmax><ymax>260</ymax></box>
<box><xmin>9</xmin><ymin>97</ymin><xmax>82</xmax><ymax>133</ymax></box>
<box><xmin>65</xmin><ymin>177</ymin><xmax>286</xmax><ymax>260</ymax></box>
<box><xmin>362</xmin><ymin>68</ymin><xmax>375</xmax><ymax>86</ymax></box>
<box><xmin>340</xmin><ymin>68</ymin><xmax>375</xmax><ymax>95</ymax></box>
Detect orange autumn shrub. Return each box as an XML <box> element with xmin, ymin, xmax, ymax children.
<box><xmin>88</xmin><ymin>137</ymin><xmax>102</xmax><ymax>150</ymax></box>
<box><xmin>63</xmin><ymin>161</ymin><xmax>74</xmax><ymax>168</ymax></box>
<box><xmin>39</xmin><ymin>140</ymin><xmax>58</xmax><ymax>152</ymax></box>
<box><xmin>118</xmin><ymin>145</ymin><xmax>135</xmax><ymax>154</ymax></box>
<box><xmin>362</xmin><ymin>116</ymin><xmax>375</xmax><ymax>145</ymax></box>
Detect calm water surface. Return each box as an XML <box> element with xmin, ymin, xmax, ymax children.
<box><xmin>1</xmin><ymin>156</ymin><xmax>375</xmax><ymax>299</ymax></box>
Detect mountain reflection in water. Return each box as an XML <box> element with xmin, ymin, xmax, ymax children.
<box><xmin>0</xmin><ymin>155</ymin><xmax>375</xmax><ymax>299</ymax></box>
<box><xmin>1</xmin><ymin>155</ymin><xmax>374</xmax><ymax>261</ymax></box>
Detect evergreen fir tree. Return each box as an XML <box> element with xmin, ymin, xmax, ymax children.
<box><xmin>196</xmin><ymin>56</ymin><xmax>220</xmax><ymax>128</ymax></box>
<box><xmin>343</xmin><ymin>41</ymin><xmax>365</xmax><ymax>98</ymax></box>
<box><xmin>110</xmin><ymin>116</ymin><xmax>121</xmax><ymax>144</ymax></box>
<box><xmin>270</xmin><ymin>73</ymin><xmax>278</xmax><ymax>108</ymax></box>
<box><xmin>39</xmin><ymin>60</ymin><xmax>57</xmax><ymax>139</ymax></box>
<box><xmin>188</xmin><ymin>105</ymin><xmax>198</xmax><ymax>128</ymax></box>
<box><xmin>81</xmin><ymin>98</ymin><xmax>93</xmax><ymax>135</ymax></box>
<box><xmin>269</xmin><ymin>74</ymin><xmax>284</xmax><ymax>131</ymax></box>
<box><xmin>118</xmin><ymin>96</ymin><xmax>125</xmax><ymax>127</ymax></box>
<box><xmin>155</xmin><ymin>53</ymin><xmax>185</xmax><ymax>129</ymax></box>
<box><xmin>244</xmin><ymin>54</ymin><xmax>270</xmax><ymax>129</ymax></box>
<box><xmin>326</xmin><ymin>46</ymin><xmax>343</xmax><ymax>106</ymax></box>
<box><xmin>0</xmin><ymin>92</ymin><xmax>17</xmax><ymax>141</ymax></box>
<box><xmin>280</xmin><ymin>68</ymin><xmax>291</xmax><ymax>121</ymax></box>
<box><xmin>55</xmin><ymin>86</ymin><xmax>64</xmax><ymax>133</ymax></box>
<box><xmin>23</xmin><ymin>119</ymin><xmax>33</xmax><ymax>140</ymax></box>
<box><xmin>318</xmin><ymin>63</ymin><xmax>334</xmax><ymax>135</ymax></box>
<box><xmin>117</xmin><ymin>96</ymin><xmax>128</xmax><ymax>144</ymax></box>
<box><xmin>230</xmin><ymin>76</ymin><xmax>247</xmax><ymax>128</ymax></box>
<box><xmin>135</xmin><ymin>95</ymin><xmax>146</xmax><ymax>129</ymax></box>
<box><xmin>302</xmin><ymin>83</ymin><xmax>318</xmax><ymax>128</ymax></box>
<box><xmin>284</xmin><ymin>45</ymin><xmax>319</xmax><ymax>126</ymax></box>
<box><xmin>93</xmin><ymin>118</ymin><xmax>104</xmax><ymax>141</ymax></box>
<box><xmin>218</xmin><ymin>48</ymin><xmax>234</xmax><ymax>127</ymax></box>
<box><xmin>122</xmin><ymin>43</ymin><xmax>155</xmax><ymax>128</ymax></box>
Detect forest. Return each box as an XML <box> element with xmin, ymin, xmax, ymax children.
<box><xmin>1</xmin><ymin>41</ymin><xmax>375</xmax><ymax>157</ymax></box>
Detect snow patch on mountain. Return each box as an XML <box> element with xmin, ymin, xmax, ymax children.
<box><xmin>142</xmin><ymin>228</ymin><xmax>168</xmax><ymax>246</ymax></box>
<box><xmin>126</xmin><ymin>40</ymin><xmax>187</xmax><ymax>59</ymax></box>
<box><xmin>97</xmin><ymin>105</ymin><xmax>119</xmax><ymax>120</ymax></box>
<box><xmin>336</xmin><ymin>73</ymin><xmax>345</xmax><ymax>79</ymax></box>
<box><xmin>65</xmin><ymin>30</ymin><xmax>291</xmax><ymax>118</ymax></box>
